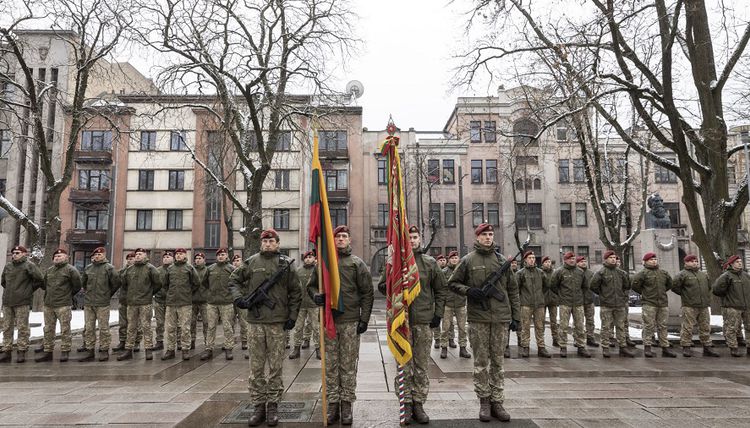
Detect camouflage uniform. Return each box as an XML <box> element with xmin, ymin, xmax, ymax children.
<box><xmin>191</xmin><ymin>263</ymin><xmax>209</xmax><ymax>347</ymax></box>
<box><xmin>550</xmin><ymin>264</ymin><xmax>588</xmax><ymax>347</ymax></box>
<box><xmin>590</xmin><ymin>264</ymin><xmax>630</xmax><ymax>348</ymax></box>
<box><xmin>516</xmin><ymin>265</ymin><xmax>548</xmax><ymax>348</ymax></box>
<box><xmin>632</xmin><ymin>266</ymin><xmax>672</xmax><ymax>347</ymax></box>
<box><xmin>117</xmin><ymin>267</ymin><xmax>143</xmax><ymax>347</ymax></box>
<box><xmin>581</xmin><ymin>268</ymin><xmax>596</xmax><ymax>340</ymax></box>
<box><xmin>447</xmin><ymin>242</ymin><xmax>520</xmax><ymax>403</ymax></box>
<box><xmin>713</xmin><ymin>268</ymin><xmax>750</xmax><ymax>348</ymax></box>
<box><xmin>542</xmin><ymin>267</ymin><xmax>559</xmax><ymax>343</ymax></box>
<box><xmin>204</xmin><ymin>260</ymin><xmax>236</xmax><ymax>350</ymax></box>
<box><xmin>122</xmin><ymin>259</ymin><xmax>162</xmax><ymax>350</ymax></box>
<box><xmin>164</xmin><ymin>259</ymin><xmax>199</xmax><ymax>352</ymax></box>
<box><xmin>292</xmin><ymin>264</ymin><xmax>320</xmax><ymax>348</ymax></box>
<box><xmin>672</xmin><ymin>267</ymin><xmax>712</xmax><ymax>347</ymax></box>
<box><xmin>1</xmin><ymin>255</ymin><xmax>43</xmax><ymax>352</ymax></box>
<box><xmin>81</xmin><ymin>259</ymin><xmax>119</xmax><ymax>350</ymax></box>
<box><xmin>441</xmin><ymin>264</ymin><xmax>468</xmax><ymax>347</ymax></box>
<box><xmin>42</xmin><ymin>261</ymin><xmax>82</xmax><ymax>352</ymax></box>
<box><xmin>154</xmin><ymin>264</ymin><xmax>170</xmax><ymax>344</ymax></box>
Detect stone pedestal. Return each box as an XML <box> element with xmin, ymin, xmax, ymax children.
<box><xmin>640</xmin><ymin>228</ymin><xmax>682</xmax><ymax>329</ymax></box>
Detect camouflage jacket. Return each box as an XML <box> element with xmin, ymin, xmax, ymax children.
<box><xmin>82</xmin><ymin>259</ymin><xmax>120</xmax><ymax>307</ymax></box>
<box><xmin>204</xmin><ymin>261</ymin><xmax>235</xmax><ymax>305</ymax></box>
<box><xmin>672</xmin><ymin>268</ymin><xmax>711</xmax><ymax>308</ymax></box>
<box><xmin>517</xmin><ymin>265</ymin><xmax>548</xmax><ymax>308</ymax></box>
<box><xmin>632</xmin><ymin>266</ymin><xmax>672</xmax><ymax>307</ymax></box>
<box><xmin>589</xmin><ymin>265</ymin><xmax>630</xmax><ymax>308</ymax></box>
<box><xmin>1</xmin><ymin>256</ymin><xmax>44</xmax><ymax>307</ymax></box>
<box><xmin>43</xmin><ymin>262</ymin><xmax>82</xmax><ymax>307</ymax></box>
<box><xmin>713</xmin><ymin>269</ymin><xmax>750</xmax><ymax>310</ymax></box>
<box><xmin>164</xmin><ymin>260</ymin><xmax>200</xmax><ymax>307</ymax></box>
<box><xmin>550</xmin><ymin>265</ymin><xmax>588</xmax><ymax>307</ymax></box>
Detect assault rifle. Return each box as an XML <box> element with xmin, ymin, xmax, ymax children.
<box><xmin>242</xmin><ymin>258</ymin><xmax>295</xmax><ymax>318</ymax></box>
<box><xmin>479</xmin><ymin>237</ymin><xmax>530</xmax><ymax>311</ymax></box>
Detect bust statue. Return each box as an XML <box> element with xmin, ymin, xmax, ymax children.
<box><xmin>645</xmin><ymin>192</ymin><xmax>671</xmax><ymax>229</ymax></box>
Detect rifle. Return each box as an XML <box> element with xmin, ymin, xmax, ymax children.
<box><xmin>479</xmin><ymin>237</ymin><xmax>530</xmax><ymax>311</ymax></box>
<box><xmin>242</xmin><ymin>258</ymin><xmax>295</xmax><ymax>318</ymax></box>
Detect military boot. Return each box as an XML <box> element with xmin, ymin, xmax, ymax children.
<box><xmin>288</xmin><ymin>346</ymin><xmax>301</xmax><ymax>360</ymax></box>
<box><xmin>98</xmin><ymin>350</ymin><xmax>109</xmax><ymax>361</ymax></box>
<box><xmin>644</xmin><ymin>345</ymin><xmax>655</xmax><ymax>357</ymax></box>
<box><xmin>326</xmin><ymin>402</ymin><xmax>340</xmax><ymax>425</ymax></box>
<box><xmin>200</xmin><ymin>349</ymin><xmax>213</xmax><ymax>360</ymax></box>
<box><xmin>610</xmin><ymin>338</ymin><xmax>617</xmax><ymax>347</ymax></box>
<box><xmin>35</xmin><ymin>351</ymin><xmax>53</xmax><ymax>363</ymax></box>
<box><xmin>449</xmin><ymin>338</ymin><xmax>457</xmax><ymax>349</ymax></box>
<box><xmin>440</xmin><ymin>347</ymin><xmax>448</xmax><ymax>359</ymax></box>
<box><xmin>116</xmin><ymin>349</ymin><xmax>133</xmax><ymax>361</ymax></box>
<box><xmin>153</xmin><ymin>341</ymin><xmax>164</xmax><ymax>351</ymax></box>
<box><xmin>577</xmin><ymin>346</ymin><xmax>592</xmax><ymax>358</ymax></box>
<box><xmin>402</xmin><ymin>401</ymin><xmax>413</xmax><ymax>425</ymax></box>
<box><xmin>520</xmin><ymin>347</ymin><xmax>529</xmax><ymax>358</ymax></box>
<box><xmin>586</xmin><ymin>336</ymin><xmax>600</xmax><ymax>347</ymax></box>
<box><xmin>224</xmin><ymin>348</ymin><xmax>233</xmax><ymax>360</ymax></box>
<box><xmin>266</xmin><ymin>402</ymin><xmax>279</xmax><ymax>427</ymax></box>
<box><xmin>34</xmin><ymin>346</ymin><xmax>45</xmax><ymax>353</ymax></box>
<box><xmin>552</xmin><ymin>338</ymin><xmax>560</xmax><ymax>348</ymax></box>
<box><xmin>703</xmin><ymin>346</ymin><xmax>720</xmax><ymax>357</ymax></box>
<box><xmin>738</xmin><ymin>336</ymin><xmax>747</xmax><ymax>346</ymax></box>
<box><xmin>538</xmin><ymin>347</ymin><xmax>551</xmax><ymax>358</ymax></box>
<box><xmin>241</xmin><ymin>341</ymin><xmax>248</xmax><ymax>350</ymax></box>
<box><xmin>112</xmin><ymin>341</ymin><xmax>126</xmax><ymax>352</ymax></box>
<box><xmin>161</xmin><ymin>350</ymin><xmax>175</xmax><ymax>360</ymax></box>
<box><xmin>60</xmin><ymin>351</ymin><xmax>69</xmax><ymax>362</ymax></box>
<box><xmin>682</xmin><ymin>346</ymin><xmax>693</xmax><ymax>357</ymax></box>
<box><xmin>478</xmin><ymin>397</ymin><xmax>491</xmax><ymax>422</ymax></box>
<box><xmin>315</xmin><ymin>348</ymin><xmax>321</xmax><ymax>360</ymax></box>
<box><xmin>731</xmin><ymin>347</ymin><xmax>743</xmax><ymax>357</ymax></box>
<box><xmin>0</xmin><ymin>351</ymin><xmax>11</xmax><ymax>363</ymax></box>
<box><xmin>602</xmin><ymin>347</ymin><xmax>610</xmax><ymax>358</ymax></box>
<box><xmin>559</xmin><ymin>347</ymin><xmax>567</xmax><ymax>358</ymax></box>
<box><xmin>626</xmin><ymin>337</ymin><xmax>637</xmax><ymax>347</ymax></box>
<box><xmin>412</xmin><ymin>401</ymin><xmax>429</xmax><ymax>424</ymax></box>
<box><xmin>504</xmin><ymin>346</ymin><xmax>510</xmax><ymax>358</ymax></box>
<box><xmin>460</xmin><ymin>346</ymin><xmax>472</xmax><ymax>358</ymax></box>
<box><xmin>15</xmin><ymin>350</ymin><xmax>25</xmax><ymax>363</ymax></box>
<box><xmin>78</xmin><ymin>349</ymin><xmax>95</xmax><ymax>362</ymax></box>
<box><xmin>182</xmin><ymin>350</ymin><xmax>190</xmax><ymax>360</ymax></box>
<box><xmin>662</xmin><ymin>347</ymin><xmax>677</xmax><ymax>358</ymax></box>
<box><xmin>245</xmin><ymin>353</ymin><xmax>249</xmax><ymax>360</ymax></box>
<box><xmin>433</xmin><ymin>340</ymin><xmax>440</xmax><ymax>349</ymax></box>
<box><xmin>302</xmin><ymin>339</ymin><xmax>310</xmax><ymax>349</ymax></box>
<box><xmin>248</xmin><ymin>403</ymin><xmax>266</xmax><ymax>426</ymax></box>
<box><xmin>341</xmin><ymin>401</ymin><xmax>353</xmax><ymax>425</ymax></box>
<box><xmin>145</xmin><ymin>349</ymin><xmax>153</xmax><ymax>360</ymax></box>
<box><xmin>619</xmin><ymin>347</ymin><xmax>635</xmax><ymax>358</ymax></box>
<box><xmin>190</xmin><ymin>340</ymin><xmax>196</xmax><ymax>350</ymax></box>
<box><xmin>490</xmin><ymin>401</ymin><xmax>511</xmax><ymax>422</ymax></box>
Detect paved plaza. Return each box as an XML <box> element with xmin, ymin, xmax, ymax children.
<box><xmin>2</xmin><ymin>299</ymin><xmax>750</xmax><ymax>427</ymax></box>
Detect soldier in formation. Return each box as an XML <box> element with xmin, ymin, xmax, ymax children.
<box><xmin>632</xmin><ymin>252</ymin><xmax>677</xmax><ymax>358</ymax></box>
<box><xmin>516</xmin><ymin>251</ymin><xmax>551</xmax><ymax>358</ymax></box>
<box><xmin>0</xmin><ymin>246</ymin><xmax>43</xmax><ymax>363</ymax></box>
<box><xmin>117</xmin><ymin>248</ymin><xmax>161</xmax><ymax>361</ymax></box>
<box><xmin>232</xmin><ymin>253</ymin><xmax>249</xmax><ymax>353</ymax></box>
<box><xmin>114</xmin><ymin>252</ymin><xmax>142</xmax><ymax>352</ymax></box>
<box><xmin>577</xmin><ymin>256</ymin><xmax>599</xmax><ymax>347</ymax></box>
<box><xmin>161</xmin><ymin>248</ymin><xmax>199</xmax><ymax>361</ymax></box>
<box><xmin>550</xmin><ymin>252</ymin><xmax>591</xmax><ymax>358</ymax></box>
<box><xmin>440</xmin><ymin>250</ymin><xmax>470</xmax><ymax>359</ymax></box>
<box><xmin>191</xmin><ymin>252</ymin><xmax>209</xmax><ymax>351</ymax></box>
<box><xmin>79</xmin><ymin>247</ymin><xmax>119</xmax><ymax>362</ymax></box>
<box><xmin>541</xmin><ymin>256</ymin><xmax>559</xmax><ymax>347</ymax></box>
<box><xmin>201</xmin><ymin>248</ymin><xmax>236</xmax><ymax>361</ymax></box>
<box><xmin>589</xmin><ymin>250</ymin><xmax>634</xmax><ymax>358</ymax></box>
<box><xmin>713</xmin><ymin>254</ymin><xmax>750</xmax><ymax>357</ymax></box>
<box><xmin>289</xmin><ymin>250</ymin><xmax>320</xmax><ymax>360</ymax></box>
<box><xmin>673</xmin><ymin>254</ymin><xmax>719</xmax><ymax>357</ymax></box>
<box><xmin>153</xmin><ymin>251</ymin><xmax>173</xmax><ymax>351</ymax></box>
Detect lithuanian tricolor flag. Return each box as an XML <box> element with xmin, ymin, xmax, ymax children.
<box><xmin>309</xmin><ymin>132</ymin><xmax>342</xmax><ymax>339</ymax></box>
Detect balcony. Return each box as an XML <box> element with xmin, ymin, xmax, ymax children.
<box><xmin>69</xmin><ymin>189</ymin><xmax>110</xmax><ymax>204</ymax></box>
<box><xmin>66</xmin><ymin>229</ymin><xmax>108</xmax><ymax>244</ymax></box>
<box><xmin>73</xmin><ymin>150</ymin><xmax>112</xmax><ymax>164</ymax></box>
<box><xmin>371</xmin><ymin>226</ymin><xmax>387</xmax><ymax>242</ymax></box>
<box><xmin>319</xmin><ymin>148</ymin><xmax>348</xmax><ymax>159</ymax></box>
<box><xmin>327</xmin><ymin>189</ymin><xmax>349</xmax><ymax>201</ymax></box>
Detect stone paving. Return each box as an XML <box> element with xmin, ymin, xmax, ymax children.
<box><xmin>2</xmin><ymin>299</ymin><xmax>750</xmax><ymax>427</ymax></box>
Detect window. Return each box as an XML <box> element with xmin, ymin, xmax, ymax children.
<box><xmin>205</xmin><ymin>190</ymin><xmax>221</xmax><ymax>248</ymax></box>
<box><xmin>611</xmin><ymin>158</ymin><xmax>628</xmax><ymax>183</ymax></box>
<box><xmin>168</xmin><ymin>170</ymin><xmax>185</xmax><ymax>190</ymax></box>
<box><xmin>513</xmin><ymin>119</ymin><xmax>539</xmax><ymax>147</ymax></box>
<box><xmin>444</xmin><ymin>203</ymin><xmax>456</xmax><ymax>227</ymax></box>
<box><xmin>577</xmin><ymin>246</ymin><xmax>589</xmax><ymax>261</ymax></box>
<box><xmin>138</xmin><ymin>170</ymin><xmax>154</xmax><ymax>190</ymax></box>
<box><xmin>427</xmin><ymin>159</ymin><xmax>440</xmax><ymax>183</ymax></box>
<box><xmin>0</xmin><ymin>129</ymin><xmax>10</xmax><ymax>158</ymax></box>
<box><xmin>140</xmin><ymin>131</ymin><xmax>156</xmax><ymax>151</ymax></box>
<box><xmin>78</xmin><ymin>169</ymin><xmax>110</xmax><ymax>191</ymax></box>
<box><xmin>517</xmin><ymin>156</ymin><xmax>538</xmax><ymax>166</ymax></box>
<box><xmin>442</xmin><ymin>159</ymin><xmax>455</xmax><ymax>184</ymax></box>
<box><xmin>205</xmin><ymin>223</ymin><xmax>220</xmax><ymax>248</ymax></box>
<box><xmin>561</xmin><ymin>246</ymin><xmax>574</xmax><ymax>257</ymax></box>
<box><xmin>166</xmin><ymin>210</ymin><xmax>183</xmax><ymax>230</ymax></box>
<box><xmin>471</xmin><ymin>160</ymin><xmax>483</xmax><ymax>184</ymax></box>
<box><xmin>556</xmin><ymin>124</ymin><xmax>568</xmax><ymax>142</ymax></box>
<box><xmin>330</xmin><ymin>208</ymin><xmax>347</xmax><ymax>228</ymax></box>
<box><xmin>516</xmin><ymin>203</ymin><xmax>543</xmax><ymax>229</ymax></box>
<box><xmin>325</xmin><ymin>170</ymin><xmax>348</xmax><ymax>191</ymax></box>
<box><xmin>377</xmin><ymin>203</ymin><xmax>388</xmax><ymax>227</ymax></box>
<box><xmin>560</xmin><ymin>203</ymin><xmax>572</xmax><ymax>227</ymax></box>
<box><xmin>274</xmin><ymin>170</ymin><xmax>290</xmax><ymax>190</ymax></box>
<box><xmin>663</xmin><ymin>202</ymin><xmax>681</xmax><ymax>227</ymax></box>
<box><xmin>559</xmin><ymin>159</ymin><xmax>570</xmax><ymax>183</ymax></box>
<box><xmin>575</xmin><ymin>202</ymin><xmax>587</xmax><ymax>226</ymax></box>
<box><xmin>320</xmin><ymin>130</ymin><xmax>347</xmax><ymax>151</ymax></box>
<box><xmin>445</xmin><ymin>246</ymin><xmax>457</xmax><ymax>255</ymax></box>
<box><xmin>486</xmin><ymin>160</ymin><xmax>498</xmax><ymax>184</ymax></box>
<box><xmin>728</xmin><ymin>165</ymin><xmax>737</xmax><ymax>185</ymax></box>
<box><xmin>594</xmin><ymin>250</ymin><xmax>603</xmax><ymax>264</ymax></box>
<box><xmin>484</xmin><ymin>121</ymin><xmax>496</xmax><ymax>143</ymax></box>
<box><xmin>81</xmin><ymin>130</ymin><xmax>112</xmax><ymax>151</ymax></box>
<box><xmin>487</xmin><ymin>203</ymin><xmax>499</xmax><ymax>226</ymax></box>
<box><xmin>573</xmin><ymin>159</ymin><xmax>585</xmax><ymax>182</ymax></box>
<box><xmin>73</xmin><ymin>250</ymin><xmax>94</xmax><ymax>271</ymax></box>
<box><xmin>533</xmin><ymin>178</ymin><xmax>541</xmax><ymax>189</ymax></box>
<box><xmin>273</xmin><ymin>209</ymin><xmax>290</xmax><ymax>230</ymax></box>
<box><xmin>170</xmin><ymin>131</ymin><xmax>187</xmax><ymax>151</ymax></box>
<box><xmin>429</xmin><ymin>203</ymin><xmax>441</xmax><ymax>226</ymax></box>
<box><xmin>428</xmin><ymin>247</ymin><xmax>442</xmax><ymax>257</ymax></box>
<box><xmin>377</xmin><ymin>159</ymin><xmax>387</xmax><ymax>185</ymax></box>
<box><xmin>276</xmin><ymin>131</ymin><xmax>292</xmax><ymax>151</ymax></box>
<box><xmin>136</xmin><ymin>210</ymin><xmax>152</xmax><ymax>230</ymax></box>
<box><xmin>655</xmin><ymin>157</ymin><xmax>678</xmax><ymax>183</ymax></box>
<box><xmin>75</xmin><ymin>209</ymin><xmax>109</xmax><ymax>230</ymax></box>
<box><xmin>472</xmin><ymin>202</ymin><xmax>484</xmax><ymax>227</ymax></box>
<box><xmin>0</xmin><ymin>179</ymin><xmax>5</xmax><ymax>196</ymax></box>
<box><xmin>470</xmin><ymin>121</ymin><xmax>481</xmax><ymax>143</ymax></box>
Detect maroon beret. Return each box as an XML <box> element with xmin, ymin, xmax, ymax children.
<box><xmin>125</xmin><ymin>252</ymin><xmax>136</xmax><ymax>259</ymax></box>
<box><xmin>175</xmin><ymin>248</ymin><xmax>187</xmax><ymax>254</ymax></box>
<box><xmin>523</xmin><ymin>250</ymin><xmax>534</xmax><ymax>260</ymax></box>
<box><xmin>194</xmin><ymin>252</ymin><xmax>205</xmax><ymax>259</ymax></box>
<box><xmin>134</xmin><ymin>248</ymin><xmax>147</xmax><ymax>254</ymax></box>
<box><xmin>435</xmin><ymin>254</ymin><xmax>446</xmax><ymax>261</ymax></box>
<box><xmin>474</xmin><ymin>223</ymin><xmax>493</xmax><ymax>236</ymax></box>
<box><xmin>333</xmin><ymin>225</ymin><xmax>350</xmax><ymax>236</ymax></box>
<box><xmin>541</xmin><ymin>256</ymin><xmax>550</xmax><ymax>263</ymax></box>
<box><xmin>563</xmin><ymin>251</ymin><xmax>576</xmax><ymax>260</ymax></box>
<box><xmin>232</xmin><ymin>254</ymin><xmax>242</xmax><ymax>261</ymax></box>
<box><xmin>92</xmin><ymin>247</ymin><xmax>106</xmax><ymax>255</ymax></box>
<box><xmin>683</xmin><ymin>254</ymin><xmax>698</xmax><ymax>263</ymax></box>
<box><xmin>303</xmin><ymin>250</ymin><xmax>316</xmax><ymax>259</ymax></box>
<box><xmin>642</xmin><ymin>252</ymin><xmax>657</xmax><ymax>262</ymax></box>
<box><xmin>576</xmin><ymin>256</ymin><xmax>586</xmax><ymax>263</ymax></box>
<box><xmin>216</xmin><ymin>248</ymin><xmax>228</xmax><ymax>255</ymax></box>
<box><xmin>11</xmin><ymin>245</ymin><xmax>28</xmax><ymax>253</ymax></box>
<box><xmin>603</xmin><ymin>250</ymin><xmax>616</xmax><ymax>260</ymax></box>
<box><xmin>53</xmin><ymin>248</ymin><xmax>68</xmax><ymax>256</ymax></box>
<box><xmin>408</xmin><ymin>225</ymin><xmax>420</xmax><ymax>234</ymax></box>
<box><xmin>447</xmin><ymin>251</ymin><xmax>459</xmax><ymax>258</ymax></box>
<box><xmin>260</xmin><ymin>228</ymin><xmax>279</xmax><ymax>240</ymax></box>
<box><xmin>726</xmin><ymin>255</ymin><xmax>741</xmax><ymax>268</ymax></box>
<box><xmin>163</xmin><ymin>251</ymin><xmax>174</xmax><ymax>257</ymax></box>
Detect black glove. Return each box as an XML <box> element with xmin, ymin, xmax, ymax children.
<box><xmin>467</xmin><ymin>288</ymin><xmax>486</xmax><ymax>302</ymax></box>
<box><xmin>378</xmin><ymin>282</ymin><xmax>387</xmax><ymax>296</ymax></box>
<box><xmin>313</xmin><ymin>293</ymin><xmax>326</xmax><ymax>307</ymax></box>
<box><xmin>356</xmin><ymin>321</ymin><xmax>368</xmax><ymax>335</ymax></box>
<box><xmin>429</xmin><ymin>315</ymin><xmax>441</xmax><ymax>329</ymax></box>
<box><xmin>234</xmin><ymin>297</ymin><xmax>249</xmax><ymax>309</ymax></box>
<box><xmin>509</xmin><ymin>319</ymin><xmax>520</xmax><ymax>332</ymax></box>
<box><xmin>283</xmin><ymin>319</ymin><xmax>296</xmax><ymax>331</ymax></box>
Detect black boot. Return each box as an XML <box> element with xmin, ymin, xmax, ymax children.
<box><xmin>731</xmin><ymin>347</ymin><xmax>743</xmax><ymax>357</ymax></box>
<box><xmin>662</xmin><ymin>347</ymin><xmax>677</xmax><ymax>358</ymax></box>
<box><xmin>504</xmin><ymin>346</ymin><xmax>510</xmax><ymax>358</ymax></box>
<box><xmin>288</xmin><ymin>346</ymin><xmax>301</xmax><ymax>359</ymax></box>
<box><xmin>34</xmin><ymin>346</ymin><xmax>45</xmax><ymax>354</ymax></box>
<box><xmin>326</xmin><ymin>402</ymin><xmax>340</xmax><ymax>425</ymax></box>
<box><xmin>619</xmin><ymin>347</ymin><xmax>635</xmax><ymax>358</ymax></box>
<box><xmin>112</xmin><ymin>341</ymin><xmax>126</xmax><ymax>352</ymax></box>
<box><xmin>145</xmin><ymin>349</ymin><xmax>153</xmax><ymax>360</ymax></box>
<box><xmin>35</xmin><ymin>351</ymin><xmax>53</xmax><ymax>362</ymax></box>
<box><xmin>182</xmin><ymin>350</ymin><xmax>191</xmax><ymax>360</ymax></box>
<box><xmin>448</xmin><ymin>338</ymin><xmax>457</xmax><ymax>349</ymax></box>
<box><xmin>586</xmin><ymin>336</ymin><xmax>599</xmax><ymax>347</ymax></box>
<box><xmin>190</xmin><ymin>340</ymin><xmax>196</xmax><ymax>350</ymax></box>
<box><xmin>248</xmin><ymin>403</ymin><xmax>266</xmax><ymax>427</ymax></box>
<box><xmin>433</xmin><ymin>340</ymin><xmax>440</xmax><ymax>349</ymax></box>
<box><xmin>161</xmin><ymin>350</ymin><xmax>175</xmax><ymax>360</ymax></box>
<box><xmin>479</xmin><ymin>397</ymin><xmax>491</xmax><ymax>422</ymax></box>
<box><xmin>412</xmin><ymin>401</ymin><xmax>429</xmax><ymax>424</ymax></box>
<box><xmin>200</xmin><ymin>349</ymin><xmax>213</xmax><ymax>360</ymax></box>
<box><xmin>537</xmin><ymin>347</ymin><xmax>551</xmax><ymax>358</ymax></box>
<box><xmin>0</xmin><ymin>351</ymin><xmax>10</xmax><ymax>363</ymax></box>
<box><xmin>682</xmin><ymin>346</ymin><xmax>692</xmax><ymax>357</ymax></box>
<box><xmin>153</xmin><ymin>341</ymin><xmax>164</xmax><ymax>351</ymax></box>
<box><xmin>577</xmin><ymin>346</ymin><xmax>592</xmax><ymax>358</ymax></box>
<box><xmin>520</xmin><ymin>347</ymin><xmax>529</xmax><ymax>358</ymax></box>
<box><xmin>98</xmin><ymin>349</ymin><xmax>109</xmax><ymax>361</ymax></box>
<box><xmin>60</xmin><ymin>351</ymin><xmax>69</xmax><ymax>362</ymax></box>
<box><xmin>341</xmin><ymin>401</ymin><xmax>353</xmax><ymax>425</ymax></box>
<box><xmin>242</xmin><ymin>341</ymin><xmax>248</xmax><ymax>350</ymax></box>
<box><xmin>491</xmin><ymin>401</ymin><xmax>511</xmax><ymax>421</ymax></box>
<box><xmin>440</xmin><ymin>347</ymin><xmax>447</xmax><ymax>359</ymax></box>
<box><xmin>224</xmin><ymin>348</ymin><xmax>233</xmax><ymax>360</ymax></box>
<box><xmin>116</xmin><ymin>349</ymin><xmax>133</xmax><ymax>361</ymax></box>
<box><xmin>16</xmin><ymin>350</ymin><xmax>26</xmax><ymax>363</ymax></box>
<box><xmin>460</xmin><ymin>346</ymin><xmax>472</xmax><ymax>358</ymax></box>
<box><xmin>302</xmin><ymin>339</ymin><xmax>310</xmax><ymax>349</ymax></box>
<box><xmin>559</xmin><ymin>347</ymin><xmax>567</xmax><ymax>358</ymax></box>
<box><xmin>77</xmin><ymin>344</ymin><xmax>87</xmax><ymax>353</ymax></box>
<box><xmin>602</xmin><ymin>347</ymin><xmax>610</xmax><ymax>358</ymax></box>
<box><xmin>703</xmin><ymin>346</ymin><xmax>720</xmax><ymax>357</ymax></box>
<box><xmin>644</xmin><ymin>345</ymin><xmax>655</xmax><ymax>358</ymax></box>
<box><xmin>78</xmin><ymin>349</ymin><xmax>95</xmax><ymax>362</ymax></box>
<box><xmin>626</xmin><ymin>337</ymin><xmax>637</xmax><ymax>347</ymax></box>
<box><xmin>266</xmin><ymin>402</ymin><xmax>278</xmax><ymax>427</ymax></box>
<box><xmin>315</xmin><ymin>348</ymin><xmax>321</xmax><ymax>360</ymax></box>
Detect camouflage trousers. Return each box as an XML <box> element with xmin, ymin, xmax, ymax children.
<box><xmin>206</xmin><ymin>303</ymin><xmax>235</xmax><ymax>350</ymax></box>
<box><xmin>441</xmin><ymin>305</ymin><xmax>468</xmax><ymax>347</ymax></box>
<box><xmin>468</xmin><ymin>322</ymin><xmax>508</xmax><ymax>403</ymax></box>
<box><xmin>191</xmin><ymin>303</ymin><xmax>208</xmax><ymax>346</ymax></box>
<box><xmin>680</xmin><ymin>307</ymin><xmax>711</xmax><ymax>347</ymax></box>
<box><xmin>641</xmin><ymin>304</ymin><xmax>669</xmax><ymax>347</ymax></box>
<box><xmin>324</xmin><ymin>321</ymin><xmax>361</xmax><ymax>403</ymax></box>
<box><xmin>600</xmin><ymin>306</ymin><xmax>627</xmax><ymax>348</ymax></box>
<box><xmin>394</xmin><ymin>324</ymin><xmax>432</xmax><ymax>403</ymax></box>
<box><xmin>545</xmin><ymin>304</ymin><xmax>559</xmax><ymax>342</ymax></box>
<box><xmin>235</xmin><ymin>305</ymin><xmax>249</xmax><ymax>344</ymax></box>
<box><xmin>165</xmin><ymin>305</ymin><xmax>193</xmax><ymax>351</ymax></box>
<box><xmin>584</xmin><ymin>303</ymin><xmax>596</xmax><ymax>338</ymax></box>
<box><xmin>2</xmin><ymin>305</ymin><xmax>30</xmax><ymax>352</ymax></box>
<box><xmin>558</xmin><ymin>305</ymin><xmax>585</xmax><ymax>347</ymax></box>
<box><xmin>154</xmin><ymin>302</ymin><xmax>166</xmax><ymax>343</ymax></box>
<box><xmin>126</xmin><ymin>304</ymin><xmax>154</xmax><ymax>350</ymax></box>
<box><xmin>83</xmin><ymin>305</ymin><xmax>112</xmax><ymax>350</ymax></box>
<box><xmin>722</xmin><ymin>307</ymin><xmax>750</xmax><ymax>348</ymax></box>
<box><xmin>520</xmin><ymin>306</ymin><xmax>546</xmax><ymax>348</ymax></box>
<box><xmin>43</xmin><ymin>305</ymin><xmax>72</xmax><ymax>352</ymax></box>
<box><xmin>622</xmin><ymin>304</ymin><xmax>631</xmax><ymax>341</ymax></box>
<box><xmin>248</xmin><ymin>323</ymin><xmax>286</xmax><ymax>404</ymax></box>
<box><xmin>292</xmin><ymin>308</ymin><xmax>320</xmax><ymax>348</ymax></box>
<box><xmin>118</xmin><ymin>302</ymin><xmax>143</xmax><ymax>344</ymax></box>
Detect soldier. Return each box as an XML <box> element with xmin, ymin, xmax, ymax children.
<box><xmin>577</xmin><ymin>256</ymin><xmax>599</xmax><ymax>347</ymax></box>
<box><xmin>432</xmin><ymin>254</ymin><xmax>447</xmax><ymax>349</ymax></box>
<box><xmin>616</xmin><ymin>255</ymin><xmax>637</xmax><ymax>348</ymax></box>
<box><xmin>114</xmin><ymin>253</ymin><xmax>143</xmax><ymax>352</ymax></box>
<box><xmin>589</xmin><ymin>250</ymin><xmax>635</xmax><ymax>358</ymax></box>
<box><xmin>117</xmin><ymin>248</ymin><xmax>162</xmax><ymax>361</ymax></box>
<box><xmin>191</xmin><ymin>252</ymin><xmax>209</xmax><ymax>351</ymax></box>
<box><xmin>79</xmin><ymin>247</ymin><xmax>120</xmax><ymax>362</ymax></box>
<box><xmin>673</xmin><ymin>254</ymin><xmax>719</xmax><ymax>357</ymax></box>
<box><xmin>0</xmin><ymin>245</ymin><xmax>44</xmax><ymax>363</ymax></box>
<box><xmin>632</xmin><ymin>252</ymin><xmax>676</xmax><ymax>357</ymax></box>
<box><xmin>230</xmin><ymin>228</ymin><xmax>301</xmax><ymax>427</ymax></box>
<box><xmin>541</xmin><ymin>256</ymin><xmax>559</xmax><ymax>348</ymax></box>
<box><xmin>201</xmin><ymin>248</ymin><xmax>236</xmax><ymax>360</ymax></box>
<box><xmin>550</xmin><ymin>251</ymin><xmax>591</xmax><ymax>358</ymax></box>
<box><xmin>309</xmin><ymin>225</ymin><xmax>374</xmax><ymax>426</ymax></box>
<box><xmin>517</xmin><ymin>251</ymin><xmax>551</xmax><ymax>358</ymax></box>
<box><xmin>232</xmin><ymin>253</ymin><xmax>249</xmax><ymax>353</ymax></box>
<box><xmin>441</xmin><ymin>250</ymin><xmax>470</xmax><ymax>359</ymax></box>
<box><xmin>161</xmin><ymin>248</ymin><xmax>200</xmax><ymax>361</ymax></box>
<box><xmin>378</xmin><ymin>226</ymin><xmax>446</xmax><ymax>424</ymax></box>
<box><xmin>436</xmin><ymin>254</ymin><xmax>447</xmax><ymax>269</ymax></box>
<box><xmin>289</xmin><ymin>250</ymin><xmax>321</xmax><ymax>360</ymax></box>
<box><xmin>153</xmin><ymin>251</ymin><xmax>173</xmax><ymax>351</ymax></box>
<box><xmin>712</xmin><ymin>254</ymin><xmax>750</xmax><ymax>357</ymax></box>
<box><xmin>447</xmin><ymin>223</ymin><xmax>519</xmax><ymax>422</ymax></box>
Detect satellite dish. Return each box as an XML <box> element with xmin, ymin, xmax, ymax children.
<box><xmin>345</xmin><ymin>80</ymin><xmax>364</xmax><ymax>99</ymax></box>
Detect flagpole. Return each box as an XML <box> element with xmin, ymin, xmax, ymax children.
<box><xmin>318</xmin><ymin>240</ymin><xmax>328</xmax><ymax>426</ymax></box>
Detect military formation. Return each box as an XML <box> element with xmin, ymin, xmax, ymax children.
<box><xmin>3</xmin><ymin>221</ymin><xmax>750</xmax><ymax>425</ymax></box>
